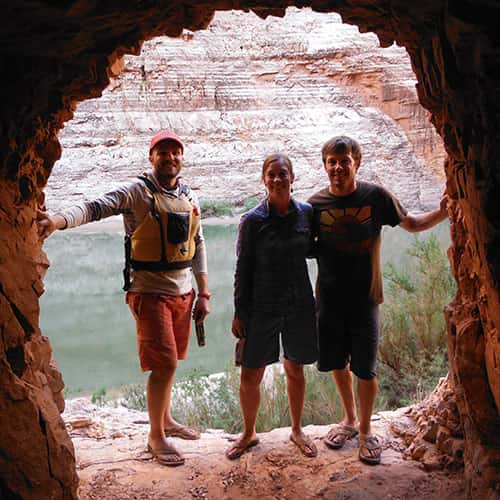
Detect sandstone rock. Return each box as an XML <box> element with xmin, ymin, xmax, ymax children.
<box><xmin>2</xmin><ymin>2</ymin><xmax>500</xmax><ymax>499</ymax></box>
<box><xmin>44</xmin><ymin>9</ymin><xmax>445</xmax><ymax>215</ymax></box>
<box><xmin>421</xmin><ymin>449</ymin><xmax>444</xmax><ymax>472</ymax></box>
<box><xmin>422</xmin><ymin>418</ymin><xmax>439</xmax><ymax>443</ymax></box>
<box><xmin>65</xmin><ymin>398</ymin><xmax>464</xmax><ymax>499</ymax></box>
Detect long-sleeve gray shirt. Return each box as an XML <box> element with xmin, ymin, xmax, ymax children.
<box><xmin>59</xmin><ymin>172</ymin><xmax>207</xmax><ymax>295</ymax></box>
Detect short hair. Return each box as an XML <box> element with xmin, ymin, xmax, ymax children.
<box><xmin>261</xmin><ymin>153</ymin><xmax>294</xmax><ymax>179</ymax></box>
<box><xmin>321</xmin><ymin>136</ymin><xmax>362</xmax><ymax>164</ymax></box>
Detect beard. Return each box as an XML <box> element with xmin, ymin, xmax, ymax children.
<box><xmin>154</xmin><ymin>160</ymin><xmax>182</xmax><ymax>182</ymax></box>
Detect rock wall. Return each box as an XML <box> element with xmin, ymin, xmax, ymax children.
<box><xmin>45</xmin><ymin>9</ymin><xmax>445</xmax><ymax>214</ymax></box>
<box><xmin>0</xmin><ymin>2</ymin><xmax>499</xmax><ymax>499</ymax></box>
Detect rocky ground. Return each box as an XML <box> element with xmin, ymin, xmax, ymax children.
<box><xmin>64</xmin><ymin>398</ymin><xmax>465</xmax><ymax>499</ymax></box>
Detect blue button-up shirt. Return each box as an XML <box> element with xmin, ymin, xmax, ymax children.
<box><xmin>233</xmin><ymin>197</ymin><xmax>315</xmax><ymax>322</ymax></box>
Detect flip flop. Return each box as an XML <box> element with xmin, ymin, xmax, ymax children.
<box><xmin>358</xmin><ymin>434</ymin><xmax>382</xmax><ymax>465</ymax></box>
<box><xmin>164</xmin><ymin>425</ymin><xmax>200</xmax><ymax>440</ymax></box>
<box><xmin>324</xmin><ymin>423</ymin><xmax>359</xmax><ymax>449</ymax></box>
<box><xmin>147</xmin><ymin>443</ymin><xmax>185</xmax><ymax>467</ymax></box>
<box><xmin>290</xmin><ymin>433</ymin><xmax>318</xmax><ymax>458</ymax></box>
<box><xmin>225</xmin><ymin>437</ymin><xmax>260</xmax><ymax>460</ymax></box>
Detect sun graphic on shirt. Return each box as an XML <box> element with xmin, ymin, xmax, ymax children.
<box><xmin>319</xmin><ymin>206</ymin><xmax>374</xmax><ymax>253</ymax></box>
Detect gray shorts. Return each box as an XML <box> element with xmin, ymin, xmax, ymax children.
<box><xmin>241</xmin><ymin>307</ymin><xmax>318</xmax><ymax>369</ymax></box>
<box><xmin>317</xmin><ymin>299</ymin><xmax>379</xmax><ymax>380</ymax></box>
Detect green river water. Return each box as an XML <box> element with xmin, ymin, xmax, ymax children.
<box><xmin>40</xmin><ymin>221</ymin><xmax>450</xmax><ymax>396</ymax></box>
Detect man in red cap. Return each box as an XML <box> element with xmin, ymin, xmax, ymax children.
<box><xmin>37</xmin><ymin>130</ymin><xmax>211</xmax><ymax>467</ymax></box>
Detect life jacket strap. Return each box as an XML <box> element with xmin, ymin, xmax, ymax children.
<box><xmin>129</xmin><ymin>259</ymin><xmax>193</xmax><ymax>271</ymax></box>
<box><xmin>123</xmin><ymin>234</ymin><xmax>132</xmax><ymax>291</ymax></box>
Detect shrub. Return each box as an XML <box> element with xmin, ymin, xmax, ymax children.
<box><xmin>242</xmin><ymin>195</ymin><xmax>260</xmax><ymax>212</ymax></box>
<box><xmin>302</xmin><ymin>367</ymin><xmax>343</xmax><ymax>425</ymax></box>
<box><xmin>378</xmin><ymin>234</ymin><xmax>455</xmax><ymax>408</ymax></box>
<box><xmin>121</xmin><ymin>383</ymin><xmax>147</xmax><ymax>411</ymax></box>
<box><xmin>170</xmin><ymin>366</ymin><xmax>242</xmax><ymax>433</ymax></box>
<box><xmin>119</xmin><ymin>365</ymin><xmax>343</xmax><ymax>432</ymax></box>
<box><xmin>200</xmin><ymin>199</ymin><xmax>234</xmax><ymax>218</ymax></box>
<box><xmin>91</xmin><ymin>386</ymin><xmax>107</xmax><ymax>406</ymax></box>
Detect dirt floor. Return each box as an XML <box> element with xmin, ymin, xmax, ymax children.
<box><xmin>66</xmin><ymin>399</ymin><xmax>466</xmax><ymax>499</ymax></box>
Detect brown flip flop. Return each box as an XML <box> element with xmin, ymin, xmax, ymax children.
<box><xmin>290</xmin><ymin>433</ymin><xmax>318</xmax><ymax>457</ymax></box>
<box><xmin>324</xmin><ymin>424</ymin><xmax>359</xmax><ymax>449</ymax></box>
<box><xmin>147</xmin><ymin>443</ymin><xmax>185</xmax><ymax>467</ymax></box>
<box><xmin>358</xmin><ymin>434</ymin><xmax>382</xmax><ymax>465</ymax></box>
<box><xmin>225</xmin><ymin>437</ymin><xmax>260</xmax><ymax>460</ymax></box>
<box><xmin>164</xmin><ymin>425</ymin><xmax>200</xmax><ymax>440</ymax></box>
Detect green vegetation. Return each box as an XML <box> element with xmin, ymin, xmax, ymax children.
<box><xmin>91</xmin><ymin>387</ymin><xmax>107</xmax><ymax>406</ymax></box>
<box><xmin>242</xmin><ymin>195</ymin><xmax>260</xmax><ymax>212</ymax></box>
<box><xmin>378</xmin><ymin>234</ymin><xmax>455</xmax><ymax>408</ymax></box>
<box><xmin>121</xmin><ymin>365</ymin><xmax>342</xmax><ymax>433</ymax></box>
<box><xmin>199</xmin><ymin>196</ymin><xmax>261</xmax><ymax>218</ymax></box>
<box><xmin>200</xmin><ymin>199</ymin><xmax>235</xmax><ymax>218</ymax></box>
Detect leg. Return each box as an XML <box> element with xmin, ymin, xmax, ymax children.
<box><xmin>284</xmin><ymin>359</ymin><xmax>305</xmax><ymax>435</ymax></box>
<box><xmin>316</xmin><ymin>293</ymin><xmax>358</xmax><ymax>448</ymax></box>
<box><xmin>323</xmin><ymin>367</ymin><xmax>360</xmax><ymax>449</ymax></box>
<box><xmin>145</xmin><ymin>364</ymin><xmax>184</xmax><ymax>466</ymax></box>
<box><xmin>349</xmin><ymin>304</ymin><xmax>382</xmax><ymax>464</ymax></box>
<box><xmin>357</xmin><ymin>375</ymin><xmax>382</xmax><ymax>464</ymax></box>
<box><xmin>148</xmin><ymin>365</ymin><xmax>177</xmax><ymax>448</ymax></box>
<box><xmin>333</xmin><ymin>367</ymin><xmax>358</xmax><ymax>428</ymax></box>
<box><xmin>127</xmin><ymin>292</ymin><xmax>185</xmax><ymax>465</ymax></box>
<box><xmin>357</xmin><ymin>376</ymin><xmax>377</xmax><ymax>436</ymax></box>
<box><xmin>161</xmin><ymin>291</ymin><xmax>200</xmax><ymax>440</ymax></box>
<box><xmin>226</xmin><ymin>366</ymin><xmax>265</xmax><ymax>459</ymax></box>
<box><xmin>284</xmin><ymin>359</ymin><xmax>317</xmax><ymax>457</ymax></box>
<box><xmin>240</xmin><ymin>366</ymin><xmax>265</xmax><ymax>439</ymax></box>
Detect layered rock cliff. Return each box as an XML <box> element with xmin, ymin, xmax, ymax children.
<box><xmin>45</xmin><ymin>9</ymin><xmax>445</xmax><ymax>214</ymax></box>
<box><xmin>1</xmin><ymin>2</ymin><xmax>500</xmax><ymax>499</ymax></box>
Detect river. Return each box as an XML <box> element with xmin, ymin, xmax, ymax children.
<box><xmin>40</xmin><ymin>220</ymin><xmax>450</xmax><ymax>396</ymax></box>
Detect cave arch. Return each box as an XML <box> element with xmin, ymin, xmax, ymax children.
<box><xmin>1</xmin><ymin>2</ymin><xmax>499</xmax><ymax>499</ymax></box>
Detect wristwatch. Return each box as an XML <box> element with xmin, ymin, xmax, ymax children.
<box><xmin>198</xmin><ymin>292</ymin><xmax>211</xmax><ymax>300</ymax></box>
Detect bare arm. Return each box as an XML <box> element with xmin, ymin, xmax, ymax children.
<box><xmin>399</xmin><ymin>194</ymin><xmax>448</xmax><ymax>233</ymax></box>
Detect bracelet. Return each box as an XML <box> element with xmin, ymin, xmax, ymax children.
<box><xmin>198</xmin><ymin>292</ymin><xmax>211</xmax><ymax>300</ymax></box>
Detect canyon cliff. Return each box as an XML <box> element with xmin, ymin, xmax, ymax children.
<box><xmin>45</xmin><ymin>9</ymin><xmax>445</xmax><ymax>214</ymax></box>
<box><xmin>1</xmin><ymin>2</ymin><xmax>499</xmax><ymax>499</ymax></box>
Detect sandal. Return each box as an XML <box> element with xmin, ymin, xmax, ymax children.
<box><xmin>290</xmin><ymin>433</ymin><xmax>318</xmax><ymax>458</ymax></box>
<box><xmin>324</xmin><ymin>423</ymin><xmax>359</xmax><ymax>449</ymax></box>
<box><xmin>225</xmin><ymin>437</ymin><xmax>259</xmax><ymax>460</ymax></box>
<box><xmin>164</xmin><ymin>425</ymin><xmax>200</xmax><ymax>440</ymax></box>
<box><xmin>147</xmin><ymin>443</ymin><xmax>185</xmax><ymax>467</ymax></box>
<box><xmin>358</xmin><ymin>434</ymin><xmax>382</xmax><ymax>465</ymax></box>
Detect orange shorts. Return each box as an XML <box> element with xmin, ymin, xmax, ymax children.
<box><xmin>126</xmin><ymin>290</ymin><xmax>195</xmax><ymax>372</ymax></box>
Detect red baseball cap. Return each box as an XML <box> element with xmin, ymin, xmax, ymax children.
<box><xmin>149</xmin><ymin>129</ymin><xmax>184</xmax><ymax>154</ymax></box>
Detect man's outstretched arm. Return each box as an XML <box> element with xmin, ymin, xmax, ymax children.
<box><xmin>36</xmin><ymin>209</ymin><xmax>67</xmax><ymax>240</ymax></box>
<box><xmin>399</xmin><ymin>194</ymin><xmax>448</xmax><ymax>233</ymax></box>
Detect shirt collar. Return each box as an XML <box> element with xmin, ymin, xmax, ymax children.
<box><xmin>262</xmin><ymin>196</ymin><xmax>298</xmax><ymax>218</ymax></box>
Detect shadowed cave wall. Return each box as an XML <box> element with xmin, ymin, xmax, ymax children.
<box><xmin>0</xmin><ymin>1</ymin><xmax>499</xmax><ymax>498</ymax></box>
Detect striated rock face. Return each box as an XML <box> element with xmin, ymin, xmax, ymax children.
<box><xmin>46</xmin><ymin>9</ymin><xmax>445</xmax><ymax>214</ymax></box>
<box><xmin>1</xmin><ymin>2</ymin><xmax>500</xmax><ymax>499</ymax></box>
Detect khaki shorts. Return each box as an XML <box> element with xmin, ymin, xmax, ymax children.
<box><xmin>127</xmin><ymin>290</ymin><xmax>195</xmax><ymax>372</ymax></box>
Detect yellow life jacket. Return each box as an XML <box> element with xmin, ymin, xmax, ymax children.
<box><xmin>123</xmin><ymin>175</ymin><xmax>200</xmax><ymax>289</ymax></box>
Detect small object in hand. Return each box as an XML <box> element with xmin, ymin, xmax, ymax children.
<box><xmin>235</xmin><ymin>337</ymin><xmax>245</xmax><ymax>367</ymax></box>
<box><xmin>194</xmin><ymin>311</ymin><xmax>205</xmax><ymax>347</ymax></box>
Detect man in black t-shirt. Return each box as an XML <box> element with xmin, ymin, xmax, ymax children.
<box><xmin>308</xmin><ymin>135</ymin><xmax>448</xmax><ymax>465</ymax></box>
